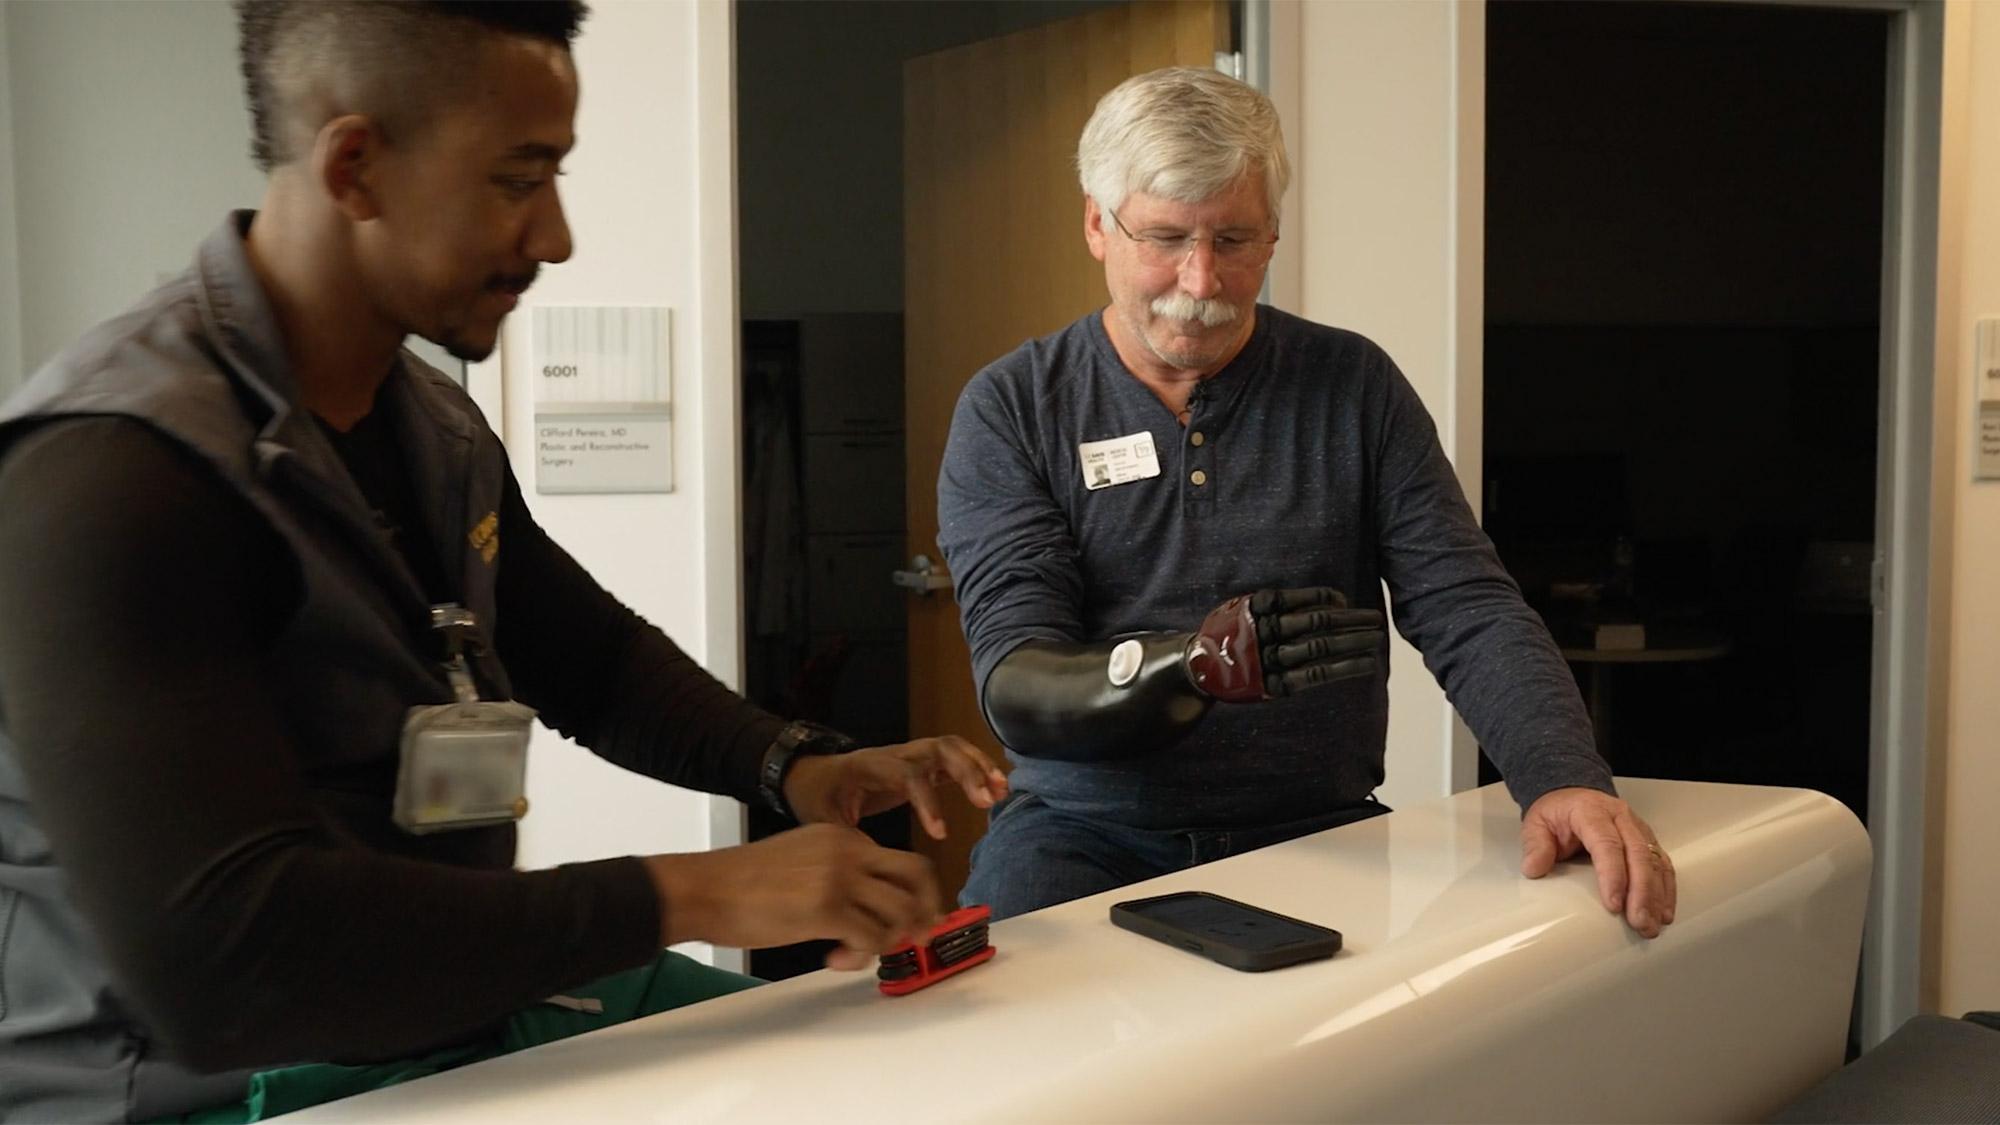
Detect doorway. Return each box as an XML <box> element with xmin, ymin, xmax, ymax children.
<box><xmin>734</xmin><ymin>0</ymin><xmax>1223</xmax><ymax>979</ymax></box>
<box><xmin>1482</xmin><ymin>0</ymin><xmax>1889</xmax><ymax>821</ymax></box>
<box><xmin>1482</xmin><ymin>0</ymin><xmax>1936</xmax><ymax>1050</ymax></box>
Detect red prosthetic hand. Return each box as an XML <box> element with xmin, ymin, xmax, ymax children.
<box><xmin>1183</xmin><ymin>587</ymin><xmax>1384</xmax><ymax>702</ymax></box>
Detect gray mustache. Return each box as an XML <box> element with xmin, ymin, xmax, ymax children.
<box><xmin>1150</xmin><ymin>293</ymin><xmax>1238</xmax><ymax>327</ymax></box>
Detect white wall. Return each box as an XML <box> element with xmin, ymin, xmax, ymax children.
<box><xmin>1288</xmin><ymin>0</ymin><xmax>1485</xmax><ymax>810</ymax></box>
<box><xmin>4</xmin><ymin>1</ymin><xmax>262</xmax><ymax>375</ymax></box>
<box><xmin>490</xmin><ymin>2</ymin><xmax>745</xmax><ymax>955</ymax></box>
<box><xmin>1935</xmin><ymin>0</ymin><xmax>2000</xmax><ymax>1018</ymax></box>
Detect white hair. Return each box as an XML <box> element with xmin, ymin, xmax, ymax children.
<box><xmin>1076</xmin><ymin>66</ymin><xmax>1291</xmax><ymax>223</ymax></box>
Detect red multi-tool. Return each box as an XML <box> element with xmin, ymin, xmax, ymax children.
<box><xmin>877</xmin><ymin>904</ymin><xmax>996</xmax><ymax>996</ymax></box>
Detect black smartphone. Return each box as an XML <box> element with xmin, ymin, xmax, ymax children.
<box><xmin>1109</xmin><ymin>891</ymin><xmax>1343</xmax><ymax>972</ymax></box>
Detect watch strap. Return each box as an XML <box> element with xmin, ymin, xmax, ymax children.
<box><xmin>757</xmin><ymin>720</ymin><xmax>857</xmax><ymax>821</ymax></box>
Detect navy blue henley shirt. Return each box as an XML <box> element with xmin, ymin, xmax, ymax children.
<box><xmin>938</xmin><ymin>305</ymin><xmax>1612</xmax><ymax>829</ymax></box>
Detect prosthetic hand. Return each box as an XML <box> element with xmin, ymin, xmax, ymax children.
<box><xmin>1183</xmin><ymin>587</ymin><xmax>1387</xmax><ymax>700</ymax></box>
<box><xmin>982</xmin><ymin>587</ymin><xmax>1385</xmax><ymax>761</ymax></box>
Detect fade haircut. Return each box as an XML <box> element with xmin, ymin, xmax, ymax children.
<box><xmin>1076</xmin><ymin>66</ymin><xmax>1290</xmax><ymax>225</ymax></box>
<box><xmin>236</xmin><ymin>0</ymin><xmax>589</xmax><ymax>174</ymax></box>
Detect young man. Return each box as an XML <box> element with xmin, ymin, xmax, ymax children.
<box><xmin>0</xmin><ymin>4</ymin><xmax>1002</xmax><ymax>1120</ymax></box>
<box><xmin>939</xmin><ymin>67</ymin><xmax>1675</xmax><ymax>933</ymax></box>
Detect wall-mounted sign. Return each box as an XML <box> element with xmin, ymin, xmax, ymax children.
<box><xmin>532</xmin><ymin>306</ymin><xmax>673</xmax><ymax>494</ymax></box>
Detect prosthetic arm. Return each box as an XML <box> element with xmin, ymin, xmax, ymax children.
<box><xmin>981</xmin><ymin>588</ymin><xmax>1387</xmax><ymax>762</ymax></box>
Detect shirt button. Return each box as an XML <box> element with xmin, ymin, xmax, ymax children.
<box><xmin>1190</xmin><ymin>470</ymin><xmax>1208</xmax><ymax>487</ymax></box>
<box><xmin>1190</xmin><ymin>431</ymin><xmax>1206</xmax><ymax>447</ymax></box>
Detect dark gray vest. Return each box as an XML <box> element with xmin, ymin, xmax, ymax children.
<box><xmin>0</xmin><ymin>214</ymin><xmax>519</xmax><ymax>1121</ymax></box>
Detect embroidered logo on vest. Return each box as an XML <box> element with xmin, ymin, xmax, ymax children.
<box><xmin>468</xmin><ymin>511</ymin><xmax>500</xmax><ymax>565</ymax></box>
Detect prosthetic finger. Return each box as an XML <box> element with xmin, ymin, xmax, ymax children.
<box><xmin>1262</xmin><ymin>606</ymin><xmax>1387</xmax><ymax>642</ymax></box>
<box><xmin>983</xmin><ymin>635</ymin><xmax>1213</xmax><ymax>761</ymax></box>
<box><xmin>1248</xmin><ymin>586</ymin><xmax>1348</xmax><ymax>616</ymax></box>
<box><xmin>1268</xmin><ymin>656</ymin><xmax>1379</xmax><ymax>697</ymax></box>
<box><xmin>1269</xmin><ymin>630</ymin><xmax>1380</xmax><ymax>670</ymax></box>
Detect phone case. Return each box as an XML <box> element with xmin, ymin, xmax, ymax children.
<box><xmin>1109</xmin><ymin>891</ymin><xmax>1342</xmax><ymax>972</ymax></box>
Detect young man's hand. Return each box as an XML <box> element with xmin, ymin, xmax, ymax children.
<box><xmin>783</xmin><ymin>735</ymin><xmax>1008</xmax><ymax>840</ymax></box>
<box><xmin>644</xmin><ymin>824</ymin><xmax>946</xmax><ymax>970</ymax></box>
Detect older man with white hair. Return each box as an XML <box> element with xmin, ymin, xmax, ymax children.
<box><xmin>938</xmin><ymin>66</ymin><xmax>1677</xmax><ymax>936</ymax></box>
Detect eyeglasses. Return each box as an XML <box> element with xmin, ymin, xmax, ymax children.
<box><xmin>1108</xmin><ymin>208</ymin><xmax>1280</xmax><ymax>270</ymax></box>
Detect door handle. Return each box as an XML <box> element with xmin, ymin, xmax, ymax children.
<box><xmin>891</xmin><ymin>554</ymin><xmax>954</xmax><ymax>595</ymax></box>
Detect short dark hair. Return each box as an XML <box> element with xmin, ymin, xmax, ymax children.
<box><xmin>236</xmin><ymin>1</ymin><xmax>589</xmax><ymax>174</ymax></box>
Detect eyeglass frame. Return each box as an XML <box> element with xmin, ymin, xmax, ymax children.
<box><xmin>1106</xmin><ymin>206</ymin><xmax>1281</xmax><ymax>270</ymax></box>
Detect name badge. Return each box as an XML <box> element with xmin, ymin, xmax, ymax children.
<box><xmin>392</xmin><ymin>603</ymin><xmax>535</xmax><ymax>834</ymax></box>
<box><xmin>394</xmin><ymin>701</ymin><xmax>535</xmax><ymax>834</ymax></box>
<box><xmin>1079</xmin><ymin>431</ymin><xmax>1162</xmax><ymax>491</ymax></box>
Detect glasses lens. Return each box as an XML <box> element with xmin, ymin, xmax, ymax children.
<box><xmin>1122</xmin><ymin>235</ymin><xmax>1175</xmax><ymax>268</ymax></box>
<box><xmin>1120</xmin><ymin>214</ymin><xmax>1274</xmax><ymax>269</ymax></box>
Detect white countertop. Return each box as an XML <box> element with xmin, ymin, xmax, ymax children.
<box><xmin>292</xmin><ymin>778</ymin><xmax>1870</xmax><ymax>1123</ymax></box>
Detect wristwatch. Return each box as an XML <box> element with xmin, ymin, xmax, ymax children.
<box><xmin>757</xmin><ymin>720</ymin><xmax>857</xmax><ymax>821</ymax></box>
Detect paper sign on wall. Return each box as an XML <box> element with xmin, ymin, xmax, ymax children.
<box><xmin>532</xmin><ymin>306</ymin><xmax>673</xmax><ymax>494</ymax></box>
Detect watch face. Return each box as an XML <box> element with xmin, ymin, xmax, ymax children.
<box><xmin>786</xmin><ymin>722</ymin><xmax>854</xmax><ymax>755</ymax></box>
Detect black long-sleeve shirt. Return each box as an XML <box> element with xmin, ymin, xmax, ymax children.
<box><xmin>0</xmin><ymin>414</ymin><xmax>782</xmax><ymax>1070</ymax></box>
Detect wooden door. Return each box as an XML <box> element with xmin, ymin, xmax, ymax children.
<box><xmin>904</xmin><ymin>1</ymin><xmax>1231</xmax><ymax>903</ymax></box>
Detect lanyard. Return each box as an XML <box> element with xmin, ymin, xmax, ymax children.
<box><xmin>430</xmin><ymin>603</ymin><xmax>483</xmax><ymax>704</ymax></box>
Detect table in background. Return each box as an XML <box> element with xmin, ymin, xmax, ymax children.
<box><xmin>1562</xmin><ymin>626</ymin><xmax>1732</xmax><ymax>756</ymax></box>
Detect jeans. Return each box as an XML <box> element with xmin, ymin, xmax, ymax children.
<box><xmin>961</xmin><ymin>791</ymin><xmax>1389</xmax><ymax>919</ymax></box>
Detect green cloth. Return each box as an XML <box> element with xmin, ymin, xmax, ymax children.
<box><xmin>169</xmin><ymin>950</ymin><xmax>761</xmax><ymax>1123</ymax></box>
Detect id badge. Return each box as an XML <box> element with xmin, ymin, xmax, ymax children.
<box><xmin>1079</xmin><ymin>431</ymin><xmax>1162</xmax><ymax>491</ymax></box>
<box><xmin>393</xmin><ymin>700</ymin><xmax>536</xmax><ymax>834</ymax></box>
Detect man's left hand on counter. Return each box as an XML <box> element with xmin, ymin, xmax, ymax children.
<box><xmin>1520</xmin><ymin>787</ymin><xmax>1677</xmax><ymax>939</ymax></box>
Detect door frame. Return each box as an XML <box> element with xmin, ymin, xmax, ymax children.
<box><xmin>698</xmin><ymin>0</ymin><xmax>749</xmax><ymax>973</ymax></box>
<box><xmin>1858</xmin><ymin>0</ymin><xmax>1945</xmax><ymax>1051</ymax></box>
